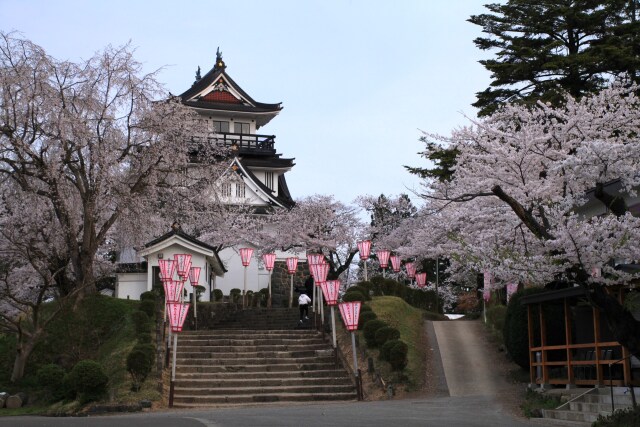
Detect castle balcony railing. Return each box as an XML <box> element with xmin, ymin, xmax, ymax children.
<box><xmin>192</xmin><ymin>132</ymin><xmax>276</xmax><ymax>155</ymax></box>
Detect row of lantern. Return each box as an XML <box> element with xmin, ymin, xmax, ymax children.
<box><xmin>357</xmin><ymin>240</ymin><xmax>429</xmax><ymax>288</ymax></box>
<box><xmin>157</xmin><ymin>253</ymin><xmax>198</xmax><ymax>408</ymax></box>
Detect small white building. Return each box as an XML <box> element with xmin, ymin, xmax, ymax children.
<box><xmin>116</xmin><ymin>226</ymin><xmax>226</xmax><ymax>301</ymax></box>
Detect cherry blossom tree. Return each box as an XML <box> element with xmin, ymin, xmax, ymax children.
<box><xmin>256</xmin><ymin>195</ymin><xmax>364</xmax><ymax>280</ymax></box>
<box><xmin>405</xmin><ymin>81</ymin><xmax>640</xmax><ymax>358</ymax></box>
<box><xmin>0</xmin><ymin>32</ymin><xmax>226</xmax><ymax>380</ymax></box>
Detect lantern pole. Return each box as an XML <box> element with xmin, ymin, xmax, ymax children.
<box><xmin>289</xmin><ymin>273</ymin><xmax>294</xmax><ymax>308</ymax></box>
<box><xmin>243</xmin><ymin>265</ymin><xmax>248</xmax><ymax>309</ymax></box>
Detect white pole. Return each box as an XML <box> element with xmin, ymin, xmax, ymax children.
<box><xmin>320</xmin><ymin>288</ymin><xmax>325</xmax><ymax>326</ymax></box>
<box><xmin>330</xmin><ymin>306</ymin><xmax>337</xmax><ymax>348</ymax></box>
<box><xmin>171</xmin><ymin>333</ymin><xmax>178</xmax><ymax>382</ymax></box>
<box><xmin>268</xmin><ymin>270</ymin><xmax>272</xmax><ymax>308</ymax></box>
<box><xmin>289</xmin><ymin>274</ymin><xmax>294</xmax><ymax>308</ymax></box>
<box><xmin>364</xmin><ymin>262</ymin><xmax>368</xmax><ymax>282</ymax></box>
<box><xmin>243</xmin><ymin>266</ymin><xmax>247</xmax><ymax>308</ymax></box>
<box><xmin>351</xmin><ymin>331</ymin><xmax>358</xmax><ymax>372</ymax></box>
<box><xmin>192</xmin><ymin>288</ymin><xmax>197</xmax><ymax>330</ymax></box>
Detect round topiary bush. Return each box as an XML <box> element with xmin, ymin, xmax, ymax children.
<box><xmin>375</xmin><ymin>326</ymin><xmax>401</xmax><ymax>347</ymax></box>
<box><xmin>131</xmin><ymin>310</ymin><xmax>151</xmax><ymax>335</ymax></box>
<box><xmin>388</xmin><ymin>340</ymin><xmax>408</xmax><ymax>370</ymax></box>
<box><xmin>358</xmin><ymin>310</ymin><xmax>377</xmax><ymax>330</ymax></box>
<box><xmin>139</xmin><ymin>299</ymin><xmax>156</xmax><ymax>319</ymax></box>
<box><xmin>137</xmin><ymin>331</ymin><xmax>152</xmax><ymax>344</ymax></box>
<box><xmin>342</xmin><ymin>291</ymin><xmax>366</xmax><ymax>303</ymax></box>
<box><xmin>140</xmin><ymin>291</ymin><xmax>156</xmax><ymax>302</ymax></box>
<box><xmin>230</xmin><ymin>288</ymin><xmax>241</xmax><ymax>304</ymax></box>
<box><xmin>345</xmin><ymin>285</ymin><xmax>370</xmax><ymax>300</ymax></box>
<box><xmin>213</xmin><ymin>289</ymin><xmax>223</xmax><ymax>301</ymax></box>
<box><xmin>37</xmin><ymin>363</ymin><xmax>66</xmax><ymax>401</ymax></box>
<box><xmin>379</xmin><ymin>339</ymin><xmax>401</xmax><ymax>361</ymax></box>
<box><xmin>363</xmin><ymin>319</ymin><xmax>388</xmax><ymax>347</ymax></box>
<box><xmin>133</xmin><ymin>342</ymin><xmax>155</xmax><ymax>367</ymax></box>
<box><xmin>67</xmin><ymin>360</ymin><xmax>108</xmax><ymax>404</ymax></box>
<box><xmin>360</xmin><ymin>304</ymin><xmax>373</xmax><ymax>313</ymax></box>
<box><xmin>127</xmin><ymin>349</ymin><xmax>151</xmax><ymax>392</ymax></box>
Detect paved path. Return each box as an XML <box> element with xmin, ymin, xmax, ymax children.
<box><xmin>432</xmin><ymin>320</ymin><xmax>504</xmax><ymax>397</ymax></box>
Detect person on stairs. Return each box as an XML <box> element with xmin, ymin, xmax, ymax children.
<box><xmin>298</xmin><ymin>292</ymin><xmax>311</xmax><ymax>323</ymax></box>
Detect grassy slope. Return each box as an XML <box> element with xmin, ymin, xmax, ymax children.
<box><xmin>0</xmin><ymin>295</ymin><xmax>161</xmax><ymax>415</ymax></box>
<box><xmin>368</xmin><ymin>296</ymin><xmax>428</xmax><ymax>391</ymax></box>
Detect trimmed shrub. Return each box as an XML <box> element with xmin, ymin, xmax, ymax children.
<box><xmin>342</xmin><ymin>291</ymin><xmax>366</xmax><ymax>303</ymax></box>
<box><xmin>133</xmin><ymin>342</ymin><xmax>155</xmax><ymax>367</ymax></box>
<box><xmin>36</xmin><ymin>363</ymin><xmax>66</xmax><ymax>401</ymax></box>
<box><xmin>66</xmin><ymin>360</ymin><xmax>108</xmax><ymax>404</ymax></box>
<box><xmin>345</xmin><ymin>285</ymin><xmax>370</xmax><ymax>300</ymax></box>
<box><xmin>363</xmin><ymin>319</ymin><xmax>388</xmax><ymax>347</ymax></box>
<box><xmin>486</xmin><ymin>304</ymin><xmax>507</xmax><ymax>333</ymax></box>
<box><xmin>358</xmin><ymin>310</ymin><xmax>377</xmax><ymax>330</ymax></box>
<box><xmin>127</xmin><ymin>349</ymin><xmax>151</xmax><ymax>392</ymax></box>
<box><xmin>230</xmin><ymin>288</ymin><xmax>241</xmax><ymax>304</ymax></box>
<box><xmin>136</xmin><ymin>331</ymin><xmax>152</xmax><ymax>344</ymax></box>
<box><xmin>131</xmin><ymin>310</ymin><xmax>151</xmax><ymax>335</ymax></box>
<box><xmin>375</xmin><ymin>326</ymin><xmax>401</xmax><ymax>347</ymax></box>
<box><xmin>388</xmin><ymin>340</ymin><xmax>409</xmax><ymax>370</ymax></box>
<box><xmin>379</xmin><ymin>339</ymin><xmax>401</xmax><ymax>361</ymax></box>
<box><xmin>139</xmin><ymin>299</ymin><xmax>156</xmax><ymax>319</ymax></box>
<box><xmin>360</xmin><ymin>304</ymin><xmax>373</xmax><ymax>313</ymax></box>
<box><xmin>213</xmin><ymin>289</ymin><xmax>223</xmax><ymax>302</ymax></box>
<box><xmin>140</xmin><ymin>291</ymin><xmax>156</xmax><ymax>302</ymax></box>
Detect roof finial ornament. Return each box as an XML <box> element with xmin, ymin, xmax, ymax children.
<box><xmin>171</xmin><ymin>221</ymin><xmax>181</xmax><ymax>232</ymax></box>
<box><xmin>194</xmin><ymin>66</ymin><xmax>201</xmax><ymax>84</ymax></box>
<box><xmin>214</xmin><ymin>47</ymin><xmax>225</xmax><ymax>71</ymax></box>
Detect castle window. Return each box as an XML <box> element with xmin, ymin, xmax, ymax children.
<box><xmin>265</xmin><ymin>172</ymin><xmax>274</xmax><ymax>190</ymax></box>
<box><xmin>235</xmin><ymin>183</ymin><xmax>246</xmax><ymax>198</ymax></box>
<box><xmin>212</xmin><ymin>120</ymin><xmax>229</xmax><ymax>133</ymax></box>
<box><xmin>235</xmin><ymin>122</ymin><xmax>250</xmax><ymax>134</ymax></box>
<box><xmin>220</xmin><ymin>183</ymin><xmax>231</xmax><ymax>197</ymax></box>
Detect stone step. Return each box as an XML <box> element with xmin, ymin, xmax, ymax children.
<box><xmin>177</xmin><ymin>344</ymin><xmax>328</xmax><ymax>353</ymax></box>
<box><xmin>177</xmin><ymin>350</ymin><xmax>333</xmax><ymax>359</ymax></box>
<box><xmin>180</xmin><ymin>328</ymin><xmax>317</xmax><ymax>337</ymax></box>
<box><xmin>543</xmin><ymin>409</ymin><xmax>608</xmax><ymax>423</ymax></box>
<box><xmin>175</xmin><ymin>362</ymin><xmax>337</xmax><ymax>373</ymax></box>
<box><xmin>177</xmin><ymin>338</ymin><xmax>325</xmax><ymax>346</ymax></box>
<box><xmin>172</xmin><ymin>391</ymin><xmax>357</xmax><ymax>406</ymax></box>
<box><xmin>582</xmin><ymin>394</ymin><xmax>635</xmax><ymax>406</ymax></box>
<box><xmin>175</xmin><ymin>369</ymin><xmax>348</xmax><ymax>380</ymax></box>
<box><xmin>176</xmin><ymin>376</ymin><xmax>351</xmax><ymax>388</ymax></box>
<box><xmin>174</xmin><ymin>384</ymin><xmax>355</xmax><ymax>396</ymax></box>
<box><xmin>176</xmin><ymin>356</ymin><xmax>335</xmax><ymax>366</ymax></box>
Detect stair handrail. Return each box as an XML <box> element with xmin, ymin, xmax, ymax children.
<box><xmin>553</xmin><ymin>387</ymin><xmax>597</xmax><ymax>411</ymax></box>
<box><xmin>608</xmin><ymin>354</ymin><xmax>637</xmax><ymax>412</ymax></box>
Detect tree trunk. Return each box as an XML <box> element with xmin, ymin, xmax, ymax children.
<box><xmin>10</xmin><ymin>338</ymin><xmax>35</xmax><ymax>383</ymax></box>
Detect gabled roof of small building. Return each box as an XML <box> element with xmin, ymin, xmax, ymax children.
<box><xmin>179</xmin><ymin>49</ymin><xmax>281</xmax><ymax>128</ymax></box>
<box><xmin>139</xmin><ymin>224</ymin><xmax>227</xmax><ymax>274</ymax></box>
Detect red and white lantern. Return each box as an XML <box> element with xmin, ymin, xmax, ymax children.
<box><xmin>167</xmin><ymin>302</ymin><xmax>190</xmax><ymax>332</ymax></box>
<box><xmin>163</xmin><ymin>279</ymin><xmax>184</xmax><ymax>303</ymax></box>
<box><xmin>405</xmin><ymin>262</ymin><xmax>416</xmax><ymax>279</ymax></box>
<box><xmin>320</xmin><ymin>280</ymin><xmax>340</xmax><ymax>306</ymax></box>
<box><xmin>357</xmin><ymin>240</ymin><xmax>371</xmax><ymax>260</ymax></box>
<box><xmin>415</xmin><ymin>272</ymin><xmax>427</xmax><ymax>288</ymax></box>
<box><xmin>159</xmin><ymin>259</ymin><xmax>176</xmax><ymax>282</ymax></box>
<box><xmin>307</xmin><ymin>253</ymin><xmax>324</xmax><ymax>268</ymax></box>
<box><xmin>339</xmin><ymin>301</ymin><xmax>361</xmax><ymax>331</ymax></box>
<box><xmin>262</xmin><ymin>253</ymin><xmax>276</xmax><ymax>272</ymax></box>
<box><xmin>311</xmin><ymin>263</ymin><xmax>329</xmax><ymax>284</ymax></box>
<box><xmin>286</xmin><ymin>257</ymin><xmax>298</xmax><ymax>274</ymax></box>
<box><xmin>390</xmin><ymin>255</ymin><xmax>401</xmax><ymax>273</ymax></box>
<box><xmin>188</xmin><ymin>267</ymin><xmax>201</xmax><ymax>287</ymax></box>
<box><xmin>377</xmin><ymin>249</ymin><xmax>390</xmax><ymax>269</ymax></box>
<box><xmin>174</xmin><ymin>254</ymin><xmax>192</xmax><ymax>279</ymax></box>
<box><xmin>239</xmin><ymin>248</ymin><xmax>254</xmax><ymax>267</ymax></box>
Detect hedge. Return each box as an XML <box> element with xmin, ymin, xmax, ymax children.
<box><xmin>66</xmin><ymin>360</ymin><xmax>109</xmax><ymax>404</ymax></box>
<box><xmin>358</xmin><ymin>310</ymin><xmax>377</xmax><ymax>330</ymax></box>
<box><xmin>375</xmin><ymin>326</ymin><xmax>400</xmax><ymax>347</ymax></box>
<box><xmin>363</xmin><ymin>319</ymin><xmax>388</xmax><ymax>347</ymax></box>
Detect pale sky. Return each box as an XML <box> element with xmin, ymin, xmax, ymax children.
<box><xmin>1</xmin><ymin>0</ymin><xmax>493</xmax><ymax>206</ymax></box>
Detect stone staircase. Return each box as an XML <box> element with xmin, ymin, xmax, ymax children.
<box><xmin>541</xmin><ymin>387</ymin><xmax>638</xmax><ymax>425</ymax></box>
<box><xmin>171</xmin><ymin>309</ymin><xmax>357</xmax><ymax>407</ymax></box>
<box><xmin>206</xmin><ymin>307</ymin><xmax>307</xmax><ymax>330</ymax></box>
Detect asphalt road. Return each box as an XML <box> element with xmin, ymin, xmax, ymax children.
<box><xmin>2</xmin><ymin>319</ymin><xmax>563</xmax><ymax>426</ymax></box>
<box><xmin>1</xmin><ymin>397</ymin><xmax>540</xmax><ymax>427</ymax></box>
